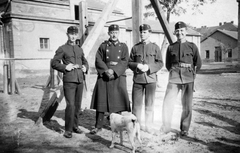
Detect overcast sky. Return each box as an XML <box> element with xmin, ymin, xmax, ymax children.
<box><xmin>115</xmin><ymin>0</ymin><xmax>238</xmax><ymax>28</ymax></box>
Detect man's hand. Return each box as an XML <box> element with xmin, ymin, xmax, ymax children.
<box><xmin>82</xmin><ymin>65</ymin><xmax>87</xmax><ymax>73</ymax></box>
<box><xmin>105</xmin><ymin>69</ymin><xmax>114</xmax><ymax>75</ymax></box>
<box><xmin>65</xmin><ymin>63</ymin><xmax>75</xmax><ymax>71</ymax></box>
<box><xmin>141</xmin><ymin>64</ymin><xmax>149</xmax><ymax>72</ymax></box>
<box><xmin>137</xmin><ymin>63</ymin><xmax>144</xmax><ymax>70</ymax></box>
<box><xmin>104</xmin><ymin>69</ymin><xmax>115</xmax><ymax>80</ymax></box>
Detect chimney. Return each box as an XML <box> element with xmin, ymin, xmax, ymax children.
<box><xmin>231</xmin><ymin>21</ymin><xmax>234</xmax><ymax>24</ymax></box>
<box><xmin>224</xmin><ymin>22</ymin><xmax>226</xmax><ymax>24</ymax></box>
<box><xmin>219</xmin><ymin>22</ymin><xmax>222</xmax><ymax>26</ymax></box>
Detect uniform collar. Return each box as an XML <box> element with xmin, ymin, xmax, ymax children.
<box><xmin>66</xmin><ymin>40</ymin><xmax>76</xmax><ymax>46</ymax></box>
<box><xmin>141</xmin><ymin>39</ymin><xmax>151</xmax><ymax>45</ymax></box>
<box><xmin>108</xmin><ymin>39</ymin><xmax>119</xmax><ymax>46</ymax></box>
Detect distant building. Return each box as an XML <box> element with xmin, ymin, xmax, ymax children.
<box><xmin>0</xmin><ymin>0</ymin><xmax>201</xmax><ymax>76</ymax></box>
<box><xmin>195</xmin><ymin>21</ymin><xmax>238</xmax><ymax>62</ymax></box>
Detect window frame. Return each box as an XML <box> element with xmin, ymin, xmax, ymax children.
<box><xmin>39</xmin><ymin>37</ymin><xmax>50</xmax><ymax>51</ymax></box>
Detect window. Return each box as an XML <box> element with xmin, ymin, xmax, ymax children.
<box><xmin>206</xmin><ymin>50</ymin><xmax>209</xmax><ymax>59</ymax></box>
<box><xmin>74</xmin><ymin>5</ymin><xmax>79</xmax><ymax>20</ymax></box>
<box><xmin>40</xmin><ymin>38</ymin><xmax>50</xmax><ymax>50</ymax></box>
<box><xmin>227</xmin><ymin>49</ymin><xmax>232</xmax><ymax>58</ymax></box>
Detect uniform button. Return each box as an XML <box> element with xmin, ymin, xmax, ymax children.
<box><xmin>117</xmin><ymin>56</ymin><xmax>120</xmax><ymax>59</ymax></box>
<box><xmin>107</xmin><ymin>56</ymin><xmax>109</xmax><ymax>59</ymax></box>
<box><xmin>106</xmin><ymin>49</ymin><xmax>109</xmax><ymax>52</ymax></box>
<box><xmin>119</xmin><ymin>50</ymin><xmax>121</xmax><ymax>52</ymax></box>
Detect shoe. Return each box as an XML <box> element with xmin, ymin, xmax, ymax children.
<box><xmin>73</xmin><ymin>127</ymin><xmax>83</xmax><ymax>134</ymax></box>
<box><xmin>89</xmin><ymin>128</ymin><xmax>102</xmax><ymax>134</ymax></box>
<box><xmin>63</xmin><ymin>131</ymin><xmax>72</xmax><ymax>138</ymax></box>
<box><xmin>180</xmin><ymin>131</ymin><xmax>188</xmax><ymax>136</ymax></box>
<box><xmin>159</xmin><ymin>126</ymin><xmax>170</xmax><ymax>135</ymax></box>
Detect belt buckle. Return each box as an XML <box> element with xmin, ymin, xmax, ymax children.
<box><xmin>110</xmin><ymin>61</ymin><xmax>118</xmax><ymax>66</ymax></box>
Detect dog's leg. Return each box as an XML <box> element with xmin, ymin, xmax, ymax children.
<box><xmin>136</xmin><ymin>124</ymin><xmax>142</xmax><ymax>145</ymax></box>
<box><xmin>128</xmin><ymin>131</ymin><xmax>136</xmax><ymax>153</ymax></box>
<box><xmin>109</xmin><ymin>131</ymin><xmax>116</xmax><ymax>148</ymax></box>
<box><xmin>120</xmin><ymin>130</ymin><xmax>123</xmax><ymax>146</ymax></box>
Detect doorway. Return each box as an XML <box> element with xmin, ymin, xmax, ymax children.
<box><xmin>214</xmin><ymin>46</ymin><xmax>222</xmax><ymax>62</ymax></box>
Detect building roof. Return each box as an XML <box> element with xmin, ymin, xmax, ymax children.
<box><xmin>216</xmin><ymin>29</ymin><xmax>237</xmax><ymax>40</ymax></box>
<box><xmin>201</xmin><ymin>29</ymin><xmax>238</xmax><ymax>42</ymax></box>
<box><xmin>195</xmin><ymin>21</ymin><xmax>238</xmax><ymax>41</ymax></box>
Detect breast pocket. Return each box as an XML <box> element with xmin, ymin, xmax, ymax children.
<box><xmin>134</xmin><ymin>53</ymin><xmax>143</xmax><ymax>63</ymax></box>
<box><xmin>183</xmin><ymin>50</ymin><xmax>193</xmax><ymax>63</ymax></box>
<box><xmin>146</xmin><ymin>50</ymin><xmax>156</xmax><ymax>62</ymax></box>
<box><xmin>64</xmin><ymin>51</ymin><xmax>75</xmax><ymax>62</ymax></box>
<box><xmin>170</xmin><ymin>52</ymin><xmax>178</xmax><ymax>63</ymax></box>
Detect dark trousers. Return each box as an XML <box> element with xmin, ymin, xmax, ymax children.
<box><xmin>95</xmin><ymin>111</ymin><xmax>104</xmax><ymax>129</ymax></box>
<box><xmin>63</xmin><ymin>82</ymin><xmax>84</xmax><ymax>132</ymax></box>
<box><xmin>162</xmin><ymin>82</ymin><xmax>194</xmax><ymax>132</ymax></box>
<box><xmin>132</xmin><ymin>82</ymin><xmax>156</xmax><ymax>129</ymax></box>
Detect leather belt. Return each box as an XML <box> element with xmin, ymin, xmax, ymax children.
<box><xmin>172</xmin><ymin>63</ymin><xmax>192</xmax><ymax>68</ymax></box>
<box><xmin>107</xmin><ymin>61</ymin><xmax>118</xmax><ymax>66</ymax></box>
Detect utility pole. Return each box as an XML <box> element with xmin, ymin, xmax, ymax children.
<box><xmin>238</xmin><ymin>0</ymin><xmax>240</xmax><ymax>63</ymax></box>
<box><xmin>132</xmin><ymin>0</ymin><xmax>143</xmax><ymax>45</ymax></box>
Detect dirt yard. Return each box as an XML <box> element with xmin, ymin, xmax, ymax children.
<box><xmin>0</xmin><ymin>63</ymin><xmax>240</xmax><ymax>153</ymax></box>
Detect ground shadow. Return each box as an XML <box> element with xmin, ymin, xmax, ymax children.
<box><xmin>194</xmin><ymin>108</ymin><xmax>240</xmax><ymax>135</ymax></box>
<box><xmin>194</xmin><ymin>99</ymin><xmax>240</xmax><ymax>112</ymax></box>
<box><xmin>181</xmin><ymin>135</ymin><xmax>240</xmax><ymax>153</ymax></box>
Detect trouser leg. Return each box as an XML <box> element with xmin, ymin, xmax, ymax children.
<box><xmin>132</xmin><ymin>83</ymin><xmax>144</xmax><ymax>126</ymax></box>
<box><xmin>162</xmin><ymin>83</ymin><xmax>180</xmax><ymax>132</ymax></box>
<box><xmin>73</xmin><ymin>83</ymin><xmax>84</xmax><ymax>128</ymax></box>
<box><xmin>95</xmin><ymin>111</ymin><xmax>104</xmax><ymax>129</ymax></box>
<box><xmin>64</xmin><ymin>82</ymin><xmax>77</xmax><ymax>132</ymax></box>
<box><xmin>180</xmin><ymin>83</ymin><xmax>193</xmax><ymax>132</ymax></box>
<box><xmin>145</xmin><ymin>83</ymin><xmax>156</xmax><ymax>130</ymax></box>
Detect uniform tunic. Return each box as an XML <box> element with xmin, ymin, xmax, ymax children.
<box><xmin>51</xmin><ymin>43</ymin><xmax>89</xmax><ymax>131</ymax></box>
<box><xmin>90</xmin><ymin>40</ymin><xmax>130</xmax><ymax>113</ymax></box>
<box><xmin>129</xmin><ymin>42</ymin><xmax>163</xmax><ymax>83</ymax></box>
<box><xmin>51</xmin><ymin>44</ymin><xmax>89</xmax><ymax>83</ymax></box>
<box><xmin>165</xmin><ymin>41</ymin><xmax>202</xmax><ymax>84</ymax></box>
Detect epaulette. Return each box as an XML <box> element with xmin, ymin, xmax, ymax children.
<box><xmin>103</xmin><ymin>40</ymin><xmax>108</xmax><ymax>44</ymax></box>
<box><xmin>151</xmin><ymin>42</ymin><xmax>158</xmax><ymax>46</ymax></box>
<box><xmin>135</xmin><ymin>42</ymin><xmax>142</xmax><ymax>46</ymax></box>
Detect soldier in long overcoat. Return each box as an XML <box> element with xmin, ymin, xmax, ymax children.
<box><xmin>90</xmin><ymin>24</ymin><xmax>130</xmax><ymax>134</ymax></box>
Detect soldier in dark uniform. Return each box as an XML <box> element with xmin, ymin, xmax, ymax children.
<box><xmin>51</xmin><ymin>26</ymin><xmax>89</xmax><ymax>138</ymax></box>
<box><xmin>90</xmin><ymin>24</ymin><xmax>131</xmax><ymax>134</ymax></box>
<box><xmin>161</xmin><ymin>21</ymin><xmax>202</xmax><ymax>136</ymax></box>
<box><xmin>129</xmin><ymin>24</ymin><xmax>163</xmax><ymax>133</ymax></box>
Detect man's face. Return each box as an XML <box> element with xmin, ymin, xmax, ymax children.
<box><xmin>175</xmin><ymin>27</ymin><xmax>187</xmax><ymax>41</ymax></box>
<box><xmin>67</xmin><ymin>33</ymin><xmax>78</xmax><ymax>43</ymax></box>
<box><xmin>108</xmin><ymin>30</ymin><xmax>119</xmax><ymax>41</ymax></box>
<box><xmin>140</xmin><ymin>30</ymin><xmax>151</xmax><ymax>41</ymax></box>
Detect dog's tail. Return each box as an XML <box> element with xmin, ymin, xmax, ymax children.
<box><xmin>131</xmin><ymin>118</ymin><xmax>137</xmax><ymax>128</ymax></box>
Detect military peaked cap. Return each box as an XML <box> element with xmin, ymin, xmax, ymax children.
<box><xmin>139</xmin><ymin>24</ymin><xmax>151</xmax><ymax>32</ymax></box>
<box><xmin>175</xmin><ymin>21</ymin><xmax>187</xmax><ymax>30</ymax></box>
<box><xmin>108</xmin><ymin>24</ymin><xmax>119</xmax><ymax>31</ymax></box>
<box><xmin>67</xmin><ymin>26</ymin><xmax>78</xmax><ymax>34</ymax></box>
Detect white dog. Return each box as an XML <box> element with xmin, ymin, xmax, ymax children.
<box><xmin>109</xmin><ymin>112</ymin><xmax>142</xmax><ymax>153</ymax></box>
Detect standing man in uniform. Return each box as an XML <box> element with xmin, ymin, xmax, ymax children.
<box><xmin>129</xmin><ymin>24</ymin><xmax>163</xmax><ymax>133</ymax></box>
<box><xmin>90</xmin><ymin>24</ymin><xmax>131</xmax><ymax>134</ymax></box>
<box><xmin>161</xmin><ymin>21</ymin><xmax>202</xmax><ymax>136</ymax></box>
<box><xmin>51</xmin><ymin>26</ymin><xmax>89</xmax><ymax>138</ymax></box>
